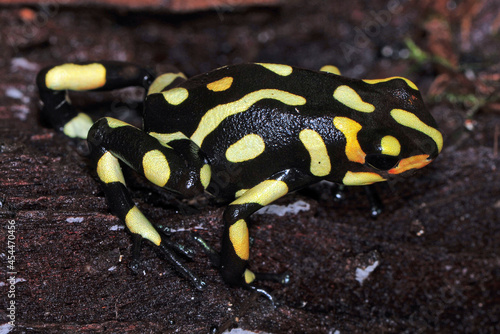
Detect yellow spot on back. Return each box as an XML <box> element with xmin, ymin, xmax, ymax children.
<box><xmin>63</xmin><ymin>112</ymin><xmax>93</xmax><ymax>139</ymax></box>
<box><xmin>299</xmin><ymin>129</ymin><xmax>331</xmax><ymax>177</ymax></box>
<box><xmin>142</xmin><ymin>150</ymin><xmax>170</xmax><ymax>187</ymax></box>
<box><xmin>229</xmin><ymin>219</ymin><xmax>249</xmax><ymax>260</ymax></box>
<box><xmin>148</xmin><ymin>131</ymin><xmax>188</xmax><ymax>145</ymax></box>
<box><xmin>363</xmin><ymin>77</ymin><xmax>419</xmax><ymax>91</ymax></box>
<box><xmin>380</xmin><ymin>135</ymin><xmax>401</xmax><ymax>156</ymax></box>
<box><xmin>162</xmin><ymin>87</ymin><xmax>189</xmax><ymax>105</ymax></box>
<box><xmin>125</xmin><ymin>206</ymin><xmax>161</xmax><ymax>246</ymax></box>
<box><xmin>231</xmin><ymin>180</ymin><xmax>288</xmax><ymax>206</ymax></box>
<box><xmin>342</xmin><ymin>171</ymin><xmax>386</xmax><ymax>185</ymax></box>
<box><xmin>207</xmin><ymin>76</ymin><xmax>234</xmax><ymax>92</ymax></box>
<box><xmin>320</xmin><ymin>65</ymin><xmax>341</xmax><ymax>75</ymax></box>
<box><xmin>148</xmin><ymin>72</ymin><xmax>187</xmax><ymax>95</ymax></box>
<box><xmin>191</xmin><ymin>89</ymin><xmax>306</xmax><ymax>147</ymax></box>
<box><xmin>97</xmin><ymin>151</ymin><xmax>126</xmax><ymax>185</ymax></box>
<box><xmin>333</xmin><ymin>85</ymin><xmax>375</xmax><ymax>113</ymax></box>
<box><xmin>333</xmin><ymin>117</ymin><xmax>366</xmax><ymax>163</ymax></box>
<box><xmin>390</xmin><ymin>109</ymin><xmax>443</xmax><ymax>153</ymax></box>
<box><xmin>200</xmin><ymin>164</ymin><xmax>211</xmax><ymax>189</ymax></box>
<box><xmin>46</xmin><ymin>63</ymin><xmax>106</xmax><ymax>91</ymax></box>
<box><xmin>106</xmin><ymin>117</ymin><xmax>130</xmax><ymax>128</ymax></box>
<box><xmin>226</xmin><ymin>134</ymin><xmax>265</xmax><ymax>163</ymax></box>
<box><xmin>257</xmin><ymin>63</ymin><xmax>293</xmax><ymax>76</ymax></box>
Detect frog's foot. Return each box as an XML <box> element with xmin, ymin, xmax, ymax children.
<box><xmin>332</xmin><ymin>184</ymin><xmax>383</xmax><ymax>218</ymax></box>
<box><xmin>241</xmin><ymin>269</ymin><xmax>291</xmax><ymax>308</ymax></box>
<box><xmin>130</xmin><ymin>232</ymin><xmax>206</xmax><ymax>291</ymax></box>
<box><xmin>192</xmin><ymin>233</ymin><xmax>289</xmax><ymax>305</ymax></box>
<box><xmin>332</xmin><ymin>184</ymin><xmax>347</xmax><ymax>201</ymax></box>
<box><xmin>364</xmin><ymin>184</ymin><xmax>383</xmax><ymax>217</ymax></box>
<box><xmin>245</xmin><ymin>285</ymin><xmax>278</xmax><ymax>307</ymax></box>
<box><xmin>254</xmin><ymin>271</ymin><xmax>291</xmax><ymax>285</ymax></box>
<box><xmin>192</xmin><ymin>232</ymin><xmax>221</xmax><ymax>267</ymax></box>
<box><xmin>193</xmin><ymin>233</ymin><xmax>289</xmax><ymax>284</ymax></box>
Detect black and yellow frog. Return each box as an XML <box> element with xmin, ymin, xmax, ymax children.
<box><xmin>37</xmin><ymin>62</ymin><xmax>442</xmax><ymax>297</ymax></box>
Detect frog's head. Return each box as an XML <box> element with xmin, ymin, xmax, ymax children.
<box><xmin>336</xmin><ymin>77</ymin><xmax>443</xmax><ymax>186</ymax></box>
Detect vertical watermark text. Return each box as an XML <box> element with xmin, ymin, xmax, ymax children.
<box><xmin>5</xmin><ymin>219</ymin><xmax>17</xmax><ymax>327</ymax></box>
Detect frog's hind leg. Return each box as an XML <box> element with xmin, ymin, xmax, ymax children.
<box><xmin>36</xmin><ymin>61</ymin><xmax>155</xmax><ymax>139</ymax></box>
<box><xmin>87</xmin><ymin>117</ymin><xmax>208</xmax><ymax>290</ymax></box>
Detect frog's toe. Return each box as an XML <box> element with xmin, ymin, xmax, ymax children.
<box><xmin>128</xmin><ymin>232</ymin><xmax>205</xmax><ymax>290</ymax></box>
<box><xmin>191</xmin><ymin>232</ymin><xmax>221</xmax><ymax>268</ymax></box>
<box><xmin>157</xmin><ymin>240</ymin><xmax>206</xmax><ymax>290</ymax></box>
<box><xmin>255</xmin><ymin>271</ymin><xmax>291</xmax><ymax>285</ymax></box>
<box><xmin>245</xmin><ymin>285</ymin><xmax>279</xmax><ymax>308</ymax></box>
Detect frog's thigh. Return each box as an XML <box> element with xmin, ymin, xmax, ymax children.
<box><xmin>88</xmin><ymin>117</ymin><xmax>207</xmax><ymax>197</ymax></box>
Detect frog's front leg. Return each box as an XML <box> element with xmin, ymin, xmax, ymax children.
<box><xmin>87</xmin><ymin>117</ymin><xmax>210</xmax><ymax>290</ymax></box>
<box><xmin>219</xmin><ymin>169</ymin><xmax>314</xmax><ymax>291</ymax></box>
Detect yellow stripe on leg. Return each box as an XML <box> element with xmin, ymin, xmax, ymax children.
<box><xmin>231</xmin><ymin>180</ymin><xmax>288</xmax><ymax>206</ymax></box>
<box><xmin>46</xmin><ymin>63</ymin><xmax>106</xmax><ymax>91</ymax></box>
<box><xmin>142</xmin><ymin>150</ymin><xmax>171</xmax><ymax>187</ymax></box>
<box><xmin>229</xmin><ymin>219</ymin><xmax>249</xmax><ymax>260</ymax></box>
<box><xmin>96</xmin><ymin>151</ymin><xmax>126</xmax><ymax>185</ymax></box>
<box><xmin>235</xmin><ymin>189</ymin><xmax>248</xmax><ymax>198</ymax></box>
<box><xmin>63</xmin><ymin>112</ymin><xmax>93</xmax><ymax>139</ymax></box>
<box><xmin>244</xmin><ymin>269</ymin><xmax>256</xmax><ymax>284</ymax></box>
<box><xmin>125</xmin><ymin>206</ymin><xmax>161</xmax><ymax>246</ymax></box>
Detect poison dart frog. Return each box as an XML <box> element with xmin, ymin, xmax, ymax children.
<box><xmin>37</xmin><ymin>62</ymin><xmax>443</xmax><ymax>299</ymax></box>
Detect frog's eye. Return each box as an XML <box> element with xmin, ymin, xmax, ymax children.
<box><xmin>365</xmin><ymin>154</ymin><xmax>400</xmax><ymax>171</ymax></box>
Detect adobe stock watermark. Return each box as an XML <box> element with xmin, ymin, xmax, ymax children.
<box><xmin>5</xmin><ymin>219</ymin><xmax>17</xmax><ymax>327</ymax></box>
<box><xmin>340</xmin><ymin>0</ymin><xmax>409</xmax><ymax>63</ymax></box>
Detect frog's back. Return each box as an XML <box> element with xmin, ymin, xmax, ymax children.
<box><xmin>143</xmin><ymin>63</ymin><xmax>356</xmax><ymax>135</ymax></box>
